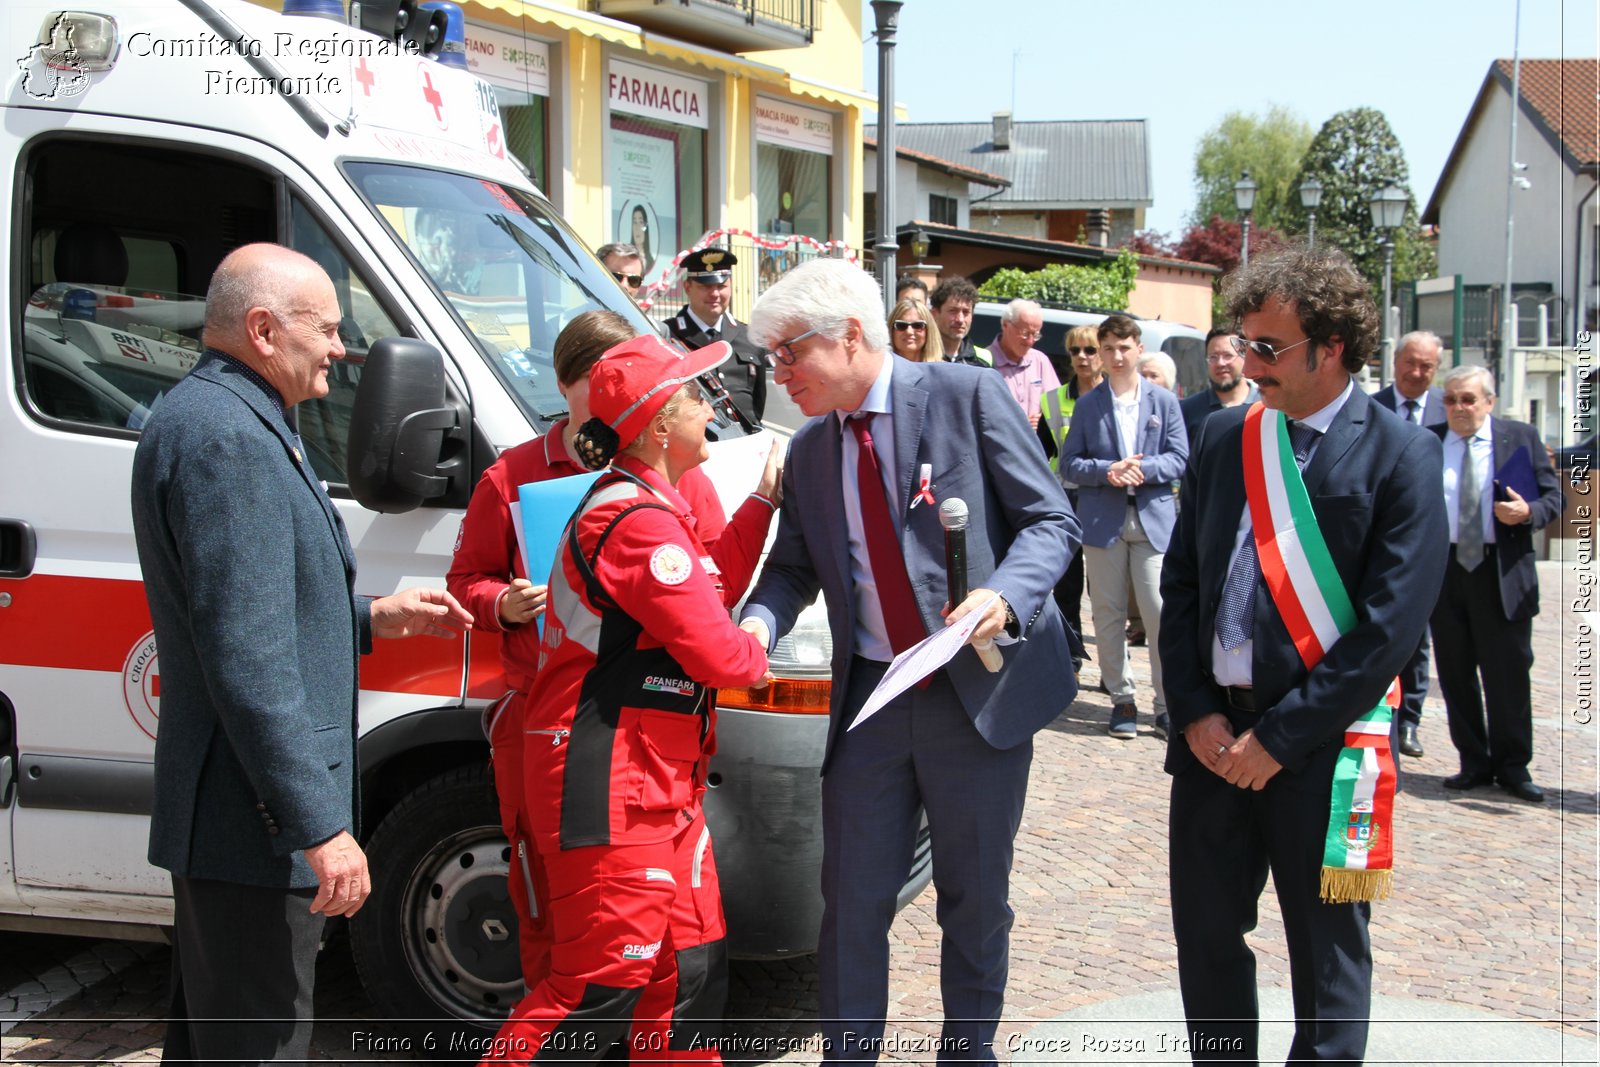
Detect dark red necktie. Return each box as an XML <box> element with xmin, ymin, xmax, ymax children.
<box><xmin>850</xmin><ymin>414</ymin><xmax>927</xmax><ymax>654</ymax></box>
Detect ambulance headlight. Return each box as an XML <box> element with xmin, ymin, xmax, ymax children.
<box><xmin>39</xmin><ymin>12</ymin><xmax>120</xmax><ymax>72</ymax></box>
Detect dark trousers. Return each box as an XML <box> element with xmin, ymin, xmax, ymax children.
<box><xmin>818</xmin><ymin>660</ymin><xmax>1032</xmax><ymax>1065</ymax></box>
<box><xmin>1169</xmin><ymin>747</ymin><xmax>1372</xmax><ymax>1065</ymax></box>
<box><xmin>1430</xmin><ymin>548</ymin><xmax>1535</xmax><ymax>783</ymax></box>
<box><xmin>164</xmin><ymin>876</ymin><xmax>324</xmax><ymax>1066</ymax></box>
<box><xmin>1397</xmin><ymin>633</ymin><xmax>1430</xmax><ymax>726</ymax></box>
<box><xmin>1052</xmin><ymin>547</ymin><xmax>1088</xmax><ymax>666</ymax></box>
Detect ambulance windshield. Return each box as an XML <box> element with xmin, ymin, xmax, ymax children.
<box><xmin>347</xmin><ymin>163</ymin><xmax>660</xmax><ymax>428</ymax></box>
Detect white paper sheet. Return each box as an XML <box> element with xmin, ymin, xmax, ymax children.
<box><xmin>847</xmin><ymin>592</ymin><xmax>1000</xmax><ymax>731</ymax></box>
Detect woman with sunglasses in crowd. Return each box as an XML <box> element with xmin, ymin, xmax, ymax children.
<box><xmin>886</xmin><ymin>295</ymin><xmax>943</xmax><ymax>362</ymax></box>
<box><xmin>484</xmin><ymin>333</ymin><xmax>779</xmax><ymax>1065</ymax></box>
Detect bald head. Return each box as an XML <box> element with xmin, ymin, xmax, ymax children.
<box><xmin>204</xmin><ymin>243</ymin><xmax>345</xmax><ymax>407</ymax></box>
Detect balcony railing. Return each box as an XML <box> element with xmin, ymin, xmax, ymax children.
<box><xmin>594</xmin><ymin>0</ymin><xmax>814</xmax><ymax>53</ymax></box>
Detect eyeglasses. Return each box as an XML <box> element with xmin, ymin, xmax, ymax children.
<box><xmin>1009</xmin><ymin>325</ymin><xmax>1042</xmax><ymax>341</ymax></box>
<box><xmin>1441</xmin><ymin>394</ymin><xmax>1482</xmax><ymax>406</ymax></box>
<box><xmin>611</xmin><ymin>271</ymin><xmax>643</xmax><ymax>287</ymax></box>
<box><xmin>768</xmin><ymin>327</ymin><xmax>821</xmax><ymax>367</ymax></box>
<box><xmin>1068</xmin><ymin>345</ymin><xmax>1098</xmax><ymax>356</ymax></box>
<box><xmin>892</xmin><ymin>320</ymin><xmax>928</xmax><ymax>332</ymax></box>
<box><xmin>1228</xmin><ymin>334</ymin><xmax>1314</xmax><ymax>365</ymax></box>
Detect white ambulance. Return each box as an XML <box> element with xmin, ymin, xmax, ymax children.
<box><xmin>0</xmin><ymin>0</ymin><xmax>930</xmax><ymax>1029</ymax></box>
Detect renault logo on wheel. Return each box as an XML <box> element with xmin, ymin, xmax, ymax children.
<box><xmin>480</xmin><ymin>917</ymin><xmax>509</xmax><ymax>942</ymax></box>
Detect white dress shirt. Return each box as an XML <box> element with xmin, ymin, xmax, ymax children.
<box><xmin>1443</xmin><ymin>418</ymin><xmax>1496</xmax><ymax>547</ymax></box>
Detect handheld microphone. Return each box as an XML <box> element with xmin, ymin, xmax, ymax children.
<box><xmin>939</xmin><ymin>497</ymin><xmax>969</xmax><ymax>608</ymax></box>
<box><xmin>940</xmin><ymin>498</ymin><xmax>1001</xmax><ymax>672</ymax></box>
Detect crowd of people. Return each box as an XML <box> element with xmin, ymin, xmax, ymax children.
<box><xmin>132</xmin><ymin>239</ymin><xmax>1565</xmax><ymax>1065</ymax></box>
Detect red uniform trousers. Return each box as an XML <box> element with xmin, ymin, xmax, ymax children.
<box><xmin>483</xmin><ymin>813</ymin><xmax>726</xmax><ymax>1065</ymax></box>
<box><xmin>490</xmin><ymin>691</ymin><xmax>552</xmax><ymax>988</ymax></box>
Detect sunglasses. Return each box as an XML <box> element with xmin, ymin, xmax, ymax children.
<box><xmin>767</xmin><ymin>326</ymin><xmax>821</xmax><ymax>367</ymax></box>
<box><xmin>1068</xmin><ymin>345</ymin><xmax>1098</xmax><ymax>356</ymax></box>
<box><xmin>611</xmin><ymin>271</ymin><xmax>643</xmax><ymax>287</ymax></box>
<box><xmin>892</xmin><ymin>320</ymin><xmax>927</xmax><ymax>332</ymax></box>
<box><xmin>1228</xmin><ymin>334</ymin><xmax>1314</xmax><ymax>365</ymax></box>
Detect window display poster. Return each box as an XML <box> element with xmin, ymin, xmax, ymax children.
<box><xmin>610</xmin><ymin>125</ymin><xmax>679</xmax><ymax>289</ymax></box>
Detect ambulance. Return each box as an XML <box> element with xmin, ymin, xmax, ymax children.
<box><xmin>0</xmin><ymin>0</ymin><xmax>930</xmax><ymax>1028</ymax></box>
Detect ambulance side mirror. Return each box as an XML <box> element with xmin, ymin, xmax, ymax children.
<box><xmin>347</xmin><ymin>337</ymin><xmax>467</xmax><ymax>513</ymax></box>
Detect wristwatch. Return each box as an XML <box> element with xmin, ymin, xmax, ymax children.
<box><xmin>1002</xmin><ymin>598</ymin><xmax>1020</xmax><ymax>638</ymax></box>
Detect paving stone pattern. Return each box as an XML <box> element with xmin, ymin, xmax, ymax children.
<box><xmin>2</xmin><ymin>565</ymin><xmax>1594</xmax><ymax>1063</ymax></box>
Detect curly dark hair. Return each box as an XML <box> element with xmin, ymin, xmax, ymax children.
<box><xmin>929</xmin><ymin>275</ymin><xmax>979</xmax><ymax>310</ymax></box>
<box><xmin>1223</xmin><ymin>246</ymin><xmax>1379</xmax><ymax>374</ymax></box>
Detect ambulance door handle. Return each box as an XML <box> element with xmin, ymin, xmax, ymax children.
<box><xmin>0</xmin><ymin>519</ymin><xmax>36</xmax><ymax>579</ymax></box>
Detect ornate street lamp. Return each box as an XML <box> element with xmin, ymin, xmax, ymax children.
<box><xmin>1369</xmin><ymin>182</ymin><xmax>1409</xmax><ymax>383</ymax></box>
<box><xmin>1233</xmin><ymin>170</ymin><xmax>1258</xmax><ymax>268</ymax></box>
<box><xmin>910</xmin><ymin>228</ymin><xmax>930</xmax><ymax>262</ymax></box>
<box><xmin>1299</xmin><ymin>176</ymin><xmax>1323</xmax><ymax>249</ymax></box>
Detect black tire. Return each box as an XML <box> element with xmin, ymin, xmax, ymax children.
<box><xmin>350</xmin><ymin>763</ymin><xmax>522</xmax><ymax>1042</ymax></box>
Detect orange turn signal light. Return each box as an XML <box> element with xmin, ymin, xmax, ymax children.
<box><xmin>718</xmin><ymin>677</ymin><xmax>831</xmax><ymax>714</ymax></box>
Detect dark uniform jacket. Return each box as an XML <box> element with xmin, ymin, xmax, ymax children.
<box><xmin>667</xmin><ymin>309</ymin><xmax>767</xmax><ymax>424</ymax></box>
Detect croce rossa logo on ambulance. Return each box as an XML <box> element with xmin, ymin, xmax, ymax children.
<box><xmin>122</xmin><ymin>632</ymin><xmax>161</xmax><ymax>740</ymax></box>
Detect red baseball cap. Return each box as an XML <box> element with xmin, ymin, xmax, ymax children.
<box><xmin>588</xmin><ymin>334</ymin><xmax>730</xmax><ymax>448</ymax></box>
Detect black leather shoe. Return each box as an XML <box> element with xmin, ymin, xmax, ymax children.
<box><xmin>1398</xmin><ymin>722</ymin><xmax>1424</xmax><ymax>758</ymax></box>
<box><xmin>1502</xmin><ymin>780</ymin><xmax>1545</xmax><ymax>803</ymax></box>
<box><xmin>1442</xmin><ymin>771</ymin><xmax>1492</xmax><ymax>790</ymax></box>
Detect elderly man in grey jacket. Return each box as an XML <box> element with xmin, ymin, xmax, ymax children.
<box><xmin>131</xmin><ymin>243</ymin><xmax>471</xmax><ymax>1064</ymax></box>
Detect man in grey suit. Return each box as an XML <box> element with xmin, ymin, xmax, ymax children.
<box><xmin>738</xmin><ymin>259</ymin><xmax>1077</xmax><ymax>1065</ymax></box>
<box><xmin>131</xmin><ymin>244</ymin><xmax>471</xmax><ymax>1064</ymax></box>
<box><xmin>1372</xmin><ymin>330</ymin><xmax>1448</xmax><ymax>757</ymax></box>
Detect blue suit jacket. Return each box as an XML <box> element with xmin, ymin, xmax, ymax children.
<box><xmin>1373</xmin><ymin>383</ymin><xmax>1447</xmax><ymax>429</ymax></box>
<box><xmin>1061</xmin><ymin>379</ymin><xmax>1188</xmax><ymax>551</ymax></box>
<box><xmin>743</xmin><ymin>359</ymin><xmax>1078</xmax><ymax>768</ymax></box>
<box><xmin>132</xmin><ymin>353</ymin><xmax>372</xmax><ymax>889</ymax></box>
<box><xmin>1159</xmin><ymin>388</ymin><xmax>1448</xmax><ymax>782</ymax></box>
<box><xmin>1433</xmin><ymin>415</ymin><xmax>1562</xmax><ymax>622</ymax></box>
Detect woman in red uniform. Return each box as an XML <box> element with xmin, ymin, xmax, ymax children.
<box><xmin>448</xmin><ymin>312</ymin><xmax>763</xmax><ymax>991</ymax></box>
<box><xmin>484</xmin><ymin>334</ymin><xmax>777</xmax><ymax>1065</ymax></box>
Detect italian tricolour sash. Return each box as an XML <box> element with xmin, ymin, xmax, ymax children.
<box><xmin>1241</xmin><ymin>402</ymin><xmax>1398</xmax><ymax>904</ymax></box>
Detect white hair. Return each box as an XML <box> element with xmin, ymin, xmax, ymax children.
<box><xmin>1001</xmin><ymin>298</ymin><xmax>1042</xmax><ymax>325</ymax></box>
<box><xmin>1137</xmin><ymin>351</ymin><xmax>1177</xmax><ymax>391</ymax></box>
<box><xmin>749</xmin><ymin>258</ymin><xmax>890</xmax><ymax>354</ymax></box>
<box><xmin>1442</xmin><ymin>364</ymin><xmax>1495</xmax><ymax>398</ymax></box>
<box><xmin>1395</xmin><ymin>330</ymin><xmax>1444</xmax><ymax>357</ymax></box>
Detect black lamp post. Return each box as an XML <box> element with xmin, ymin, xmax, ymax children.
<box><xmin>1369</xmin><ymin>182</ymin><xmax>1409</xmax><ymax>382</ymax></box>
<box><xmin>1233</xmin><ymin>170</ymin><xmax>1258</xmax><ymax>267</ymax></box>
<box><xmin>1299</xmin><ymin>176</ymin><xmax>1323</xmax><ymax>249</ymax></box>
<box><xmin>871</xmin><ymin>1</ymin><xmax>903</xmax><ymax>314</ymax></box>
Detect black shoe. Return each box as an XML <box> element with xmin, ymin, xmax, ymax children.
<box><xmin>1501</xmin><ymin>780</ymin><xmax>1545</xmax><ymax>803</ymax></box>
<box><xmin>1442</xmin><ymin>771</ymin><xmax>1493</xmax><ymax>790</ymax></box>
<box><xmin>1152</xmin><ymin>713</ymin><xmax>1170</xmax><ymax>741</ymax></box>
<box><xmin>1399</xmin><ymin>722</ymin><xmax>1424</xmax><ymax>758</ymax></box>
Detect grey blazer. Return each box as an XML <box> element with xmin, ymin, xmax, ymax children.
<box><xmin>132</xmin><ymin>353</ymin><xmax>372</xmax><ymax>889</ymax></box>
<box><xmin>742</xmin><ymin>358</ymin><xmax>1078</xmax><ymax>768</ymax></box>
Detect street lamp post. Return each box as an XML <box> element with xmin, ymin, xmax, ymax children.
<box><xmin>1233</xmin><ymin>170</ymin><xmax>1257</xmax><ymax>268</ymax></box>
<box><xmin>871</xmin><ymin>0</ymin><xmax>903</xmax><ymax>314</ymax></box>
<box><xmin>1299</xmin><ymin>176</ymin><xmax>1323</xmax><ymax>249</ymax></box>
<box><xmin>1369</xmin><ymin>182</ymin><xmax>1409</xmax><ymax>384</ymax></box>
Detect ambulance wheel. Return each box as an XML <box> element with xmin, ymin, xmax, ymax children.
<box><xmin>350</xmin><ymin>763</ymin><xmax>522</xmax><ymax>1042</ymax></box>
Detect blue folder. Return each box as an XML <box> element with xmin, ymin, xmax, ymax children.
<box><xmin>518</xmin><ymin>473</ymin><xmax>599</xmax><ymax>633</ymax></box>
<box><xmin>1493</xmin><ymin>445</ymin><xmax>1538</xmax><ymax>505</ymax></box>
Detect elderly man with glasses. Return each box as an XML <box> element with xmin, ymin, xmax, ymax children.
<box><xmin>666</xmin><ymin>246</ymin><xmax>767</xmax><ymax>425</ymax></box>
<box><xmin>991</xmin><ymin>298</ymin><xmax>1060</xmax><ymax>430</ymax></box>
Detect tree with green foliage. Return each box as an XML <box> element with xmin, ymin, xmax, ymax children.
<box><xmin>1291</xmin><ymin>107</ymin><xmax>1436</xmax><ymax>289</ymax></box>
<box><xmin>1192</xmin><ymin>105</ymin><xmax>1314</xmax><ymax>233</ymax></box>
<box><xmin>977</xmin><ymin>248</ymin><xmax>1140</xmax><ymax>310</ymax></box>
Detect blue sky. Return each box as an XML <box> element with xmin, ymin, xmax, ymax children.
<box><xmin>863</xmin><ymin>0</ymin><xmax>1597</xmax><ymax>236</ymax></box>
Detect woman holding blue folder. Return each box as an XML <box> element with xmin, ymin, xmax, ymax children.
<box><xmin>486</xmin><ymin>333</ymin><xmax>777</xmax><ymax>1064</ymax></box>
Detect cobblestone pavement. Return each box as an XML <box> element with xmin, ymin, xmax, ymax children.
<box><xmin>2</xmin><ymin>563</ymin><xmax>1594</xmax><ymax>1064</ymax></box>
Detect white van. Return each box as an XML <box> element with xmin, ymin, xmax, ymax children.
<box><xmin>970</xmin><ymin>301</ymin><xmax>1209</xmax><ymax>397</ymax></box>
<box><xmin>0</xmin><ymin>0</ymin><xmax>927</xmax><ymax>1031</ymax></box>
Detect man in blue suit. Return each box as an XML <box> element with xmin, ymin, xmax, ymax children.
<box><xmin>1061</xmin><ymin>315</ymin><xmax>1188</xmax><ymax>740</ymax></box>
<box><xmin>1160</xmin><ymin>247</ymin><xmax>1447</xmax><ymax>1063</ymax></box>
<box><xmin>1372</xmin><ymin>330</ymin><xmax>1449</xmax><ymax>758</ymax></box>
<box><xmin>131</xmin><ymin>244</ymin><xmax>471</xmax><ymax>1064</ymax></box>
<box><xmin>738</xmin><ymin>259</ymin><xmax>1077</xmax><ymax>1065</ymax></box>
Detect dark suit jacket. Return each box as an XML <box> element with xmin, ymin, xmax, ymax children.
<box><xmin>1433</xmin><ymin>416</ymin><xmax>1562</xmax><ymax>621</ymax></box>
<box><xmin>1373</xmin><ymin>383</ymin><xmax>1447</xmax><ymax>429</ymax></box>
<box><xmin>132</xmin><ymin>353</ymin><xmax>371</xmax><ymax>889</ymax></box>
<box><xmin>667</xmin><ymin>309</ymin><xmax>767</xmax><ymax>423</ymax></box>
<box><xmin>1159</xmin><ymin>387</ymin><xmax>1448</xmax><ymax>781</ymax></box>
<box><xmin>743</xmin><ymin>359</ymin><xmax>1078</xmax><ymax>768</ymax></box>
<box><xmin>1179</xmin><ymin>384</ymin><xmax>1259</xmax><ymax>443</ymax></box>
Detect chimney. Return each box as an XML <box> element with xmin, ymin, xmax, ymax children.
<box><xmin>992</xmin><ymin>111</ymin><xmax>1012</xmax><ymax>151</ymax></box>
<box><xmin>1086</xmin><ymin>208</ymin><xmax>1110</xmax><ymax>248</ymax></box>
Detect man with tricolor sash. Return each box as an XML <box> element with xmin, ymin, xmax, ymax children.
<box><xmin>1159</xmin><ymin>246</ymin><xmax>1447</xmax><ymax>1064</ymax></box>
